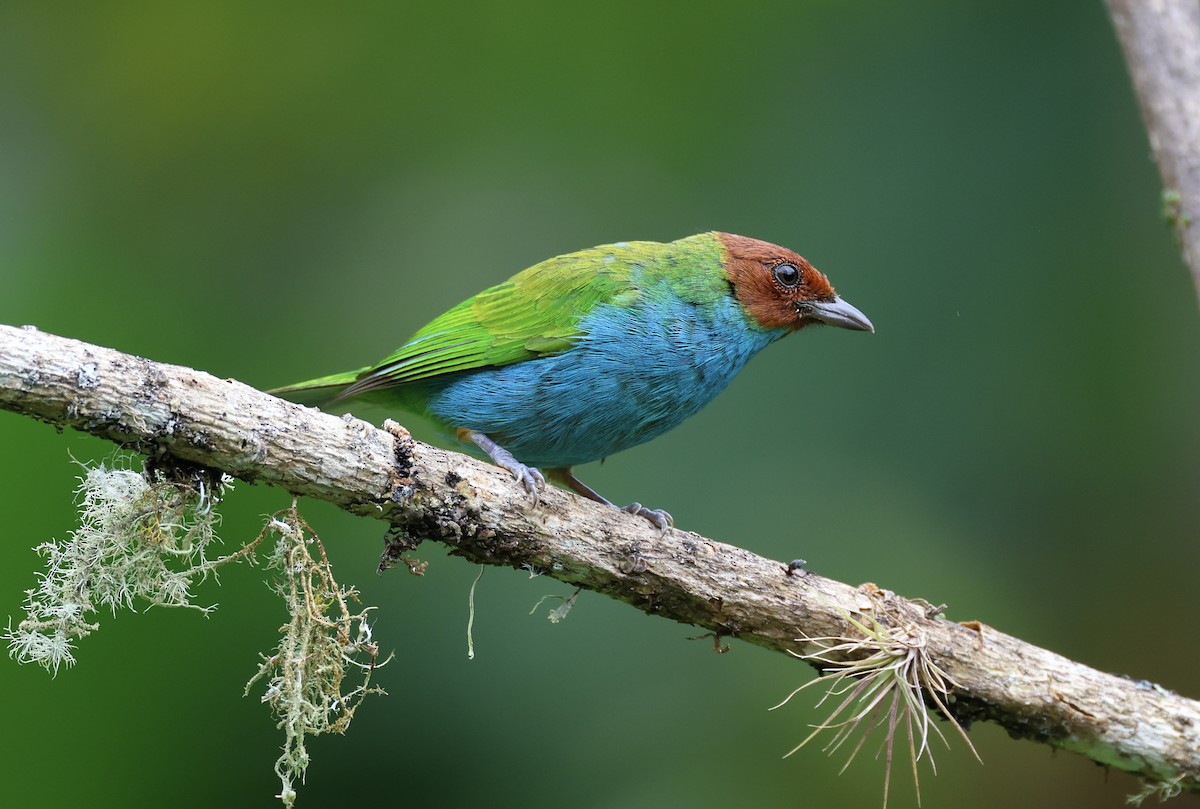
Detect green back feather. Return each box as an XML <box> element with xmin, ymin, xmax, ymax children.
<box><xmin>274</xmin><ymin>233</ymin><xmax>727</xmax><ymax>402</ymax></box>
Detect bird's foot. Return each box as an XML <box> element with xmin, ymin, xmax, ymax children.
<box><xmin>505</xmin><ymin>460</ymin><xmax>545</xmax><ymax>498</ymax></box>
<box><xmin>622</xmin><ymin>502</ymin><xmax>674</xmax><ymax>530</ymax></box>
<box><xmin>458</xmin><ymin>429</ymin><xmax>544</xmax><ymax>505</ymax></box>
<box><xmin>545</xmin><ymin>468</ymin><xmax>674</xmax><ymax>530</ymax></box>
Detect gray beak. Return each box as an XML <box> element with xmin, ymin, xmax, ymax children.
<box><xmin>802</xmin><ymin>296</ymin><xmax>874</xmax><ymax>332</ymax></box>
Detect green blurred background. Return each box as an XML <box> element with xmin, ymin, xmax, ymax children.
<box><xmin>2</xmin><ymin>1</ymin><xmax>1198</xmax><ymax>807</ymax></box>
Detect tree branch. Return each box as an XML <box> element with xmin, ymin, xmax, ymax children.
<box><xmin>1107</xmin><ymin>0</ymin><xmax>1200</xmax><ymax>302</ymax></box>
<box><xmin>2</xmin><ymin>322</ymin><xmax>1198</xmax><ymax>794</ymax></box>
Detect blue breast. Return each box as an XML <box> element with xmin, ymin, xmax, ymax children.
<box><xmin>416</xmin><ymin>289</ymin><xmax>786</xmax><ymax>468</ymax></box>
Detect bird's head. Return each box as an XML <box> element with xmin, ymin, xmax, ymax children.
<box><xmin>717</xmin><ymin>232</ymin><xmax>873</xmax><ymax>334</ymax></box>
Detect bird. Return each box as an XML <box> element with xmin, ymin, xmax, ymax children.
<box><xmin>270</xmin><ymin>231</ymin><xmax>872</xmax><ymax>528</ymax></box>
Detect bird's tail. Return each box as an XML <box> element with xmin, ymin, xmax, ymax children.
<box><xmin>267</xmin><ymin>368</ymin><xmax>370</xmax><ymax>408</ymax></box>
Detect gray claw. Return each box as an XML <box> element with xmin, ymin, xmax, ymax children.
<box><xmin>501</xmin><ymin>461</ymin><xmax>544</xmax><ymax>508</ymax></box>
<box><xmin>623</xmin><ymin>502</ymin><xmax>674</xmax><ymax>530</ymax></box>
<box><xmin>516</xmin><ymin>465</ymin><xmax>545</xmax><ymax>496</ymax></box>
<box><xmin>460</xmin><ymin>429</ymin><xmax>544</xmax><ymax>506</ymax></box>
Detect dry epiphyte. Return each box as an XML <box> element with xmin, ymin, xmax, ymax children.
<box><xmin>246</xmin><ymin>503</ymin><xmax>391</xmax><ymax>807</ymax></box>
<box><xmin>5</xmin><ymin>457</ymin><xmax>240</xmax><ymax>674</ymax></box>
<box><xmin>773</xmin><ymin>610</ymin><xmax>979</xmax><ymax>808</ymax></box>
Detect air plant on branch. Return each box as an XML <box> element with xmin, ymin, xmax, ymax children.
<box><xmin>773</xmin><ymin>606</ymin><xmax>981</xmax><ymax>807</ymax></box>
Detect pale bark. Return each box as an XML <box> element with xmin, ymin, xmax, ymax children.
<box><xmin>1107</xmin><ymin>0</ymin><xmax>1200</xmax><ymax>303</ymax></box>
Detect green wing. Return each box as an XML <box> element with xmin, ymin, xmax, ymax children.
<box><xmin>336</xmin><ymin>241</ymin><xmax>660</xmax><ymax>399</ymax></box>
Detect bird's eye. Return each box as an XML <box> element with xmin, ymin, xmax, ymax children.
<box><xmin>773</xmin><ymin>263</ymin><xmax>801</xmax><ymax>288</ymax></box>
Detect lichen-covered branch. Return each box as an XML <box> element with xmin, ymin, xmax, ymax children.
<box><xmin>1</xmin><ymin>322</ymin><xmax>1198</xmax><ymax>794</ymax></box>
<box><xmin>1107</xmin><ymin>0</ymin><xmax>1200</xmax><ymax>303</ymax></box>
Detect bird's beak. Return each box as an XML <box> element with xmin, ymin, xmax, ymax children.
<box><xmin>801</xmin><ymin>296</ymin><xmax>874</xmax><ymax>332</ymax></box>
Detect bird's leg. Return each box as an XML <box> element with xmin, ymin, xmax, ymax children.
<box><xmin>544</xmin><ymin>468</ymin><xmax>674</xmax><ymax>530</ymax></box>
<box><xmin>457</xmin><ymin>429</ymin><xmax>545</xmax><ymax>500</ymax></box>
